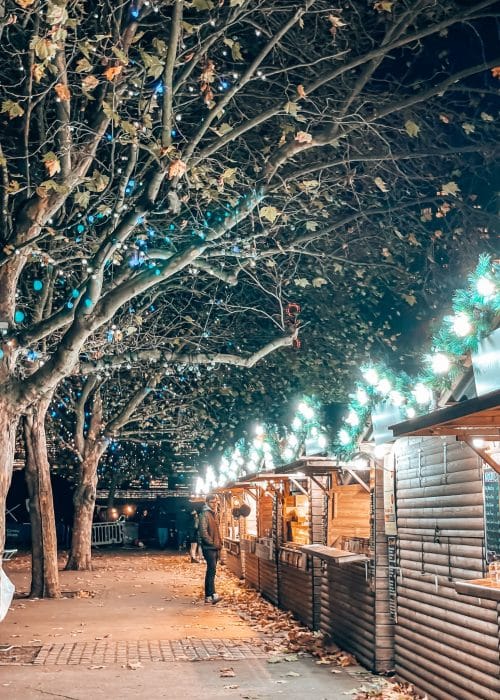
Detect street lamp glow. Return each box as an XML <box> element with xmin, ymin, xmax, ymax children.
<box><xmin>452</xmin><ymin>312</ymin><xmax>472</xmax><ymax>337</ymax></box>
<box><xmin>431</xmin><ymin>352</ymin><xmax>450</xmax><ymax>374</ymax></box>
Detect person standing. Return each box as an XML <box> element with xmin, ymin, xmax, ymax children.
<box><xmin>155</xmin><ymin>498</ymin><xmax>169</xmax><ymax>549</ymax></box>
<box><xmin>188</xmin><ymin>509</ymin><xmax>202</xmax><ymax>562</ymax></box>
<box><xmin>198</xmin><ymin>494</ymin><xmax>222</xmax><ymax>603</ymax></box>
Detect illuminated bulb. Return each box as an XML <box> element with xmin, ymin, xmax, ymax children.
<box><xmin>377</xmin><ymin>377</ymin><xmax>392</xmax><ymax>394</ymax></box>
<box><xmin>356</xmin><ymin>388</ymin><xmax>369</xmax><ymax>406</ymax></box>
<box><xmin>390</xmin><ymin>390</ymin><xmax>404</xmax><ymax>406</ymax></box>
<box><xmin>363</xmin><ymin>367</ymin><xmax>379</xmax><ymax>386</ymax></box>
<box><xmin>346</xmin><ymin>410</ymin><xmax>359</xmax><ymax>427</ymax></box>
<box><xmin>253</xmin><ymin>437</ymin><xmax>263</xmax><ymax>448</ymax></box>
<box><xmin>338</xmin><ymin>429</ymin><xmax>351</xmax><ymax>446</ymax></box>
<box><xmin>406</xmin><ymin>406</ymin><xmax>416</xmax><ymax>418</ymax></box>
<box><xmin>283</xmin><ymin>448</ymin><xmax>294</xmax><ymax>460</ymax></box>
<box><xmin>413</xmin><ymin>383</ymin><xmax>433</xmax><ymax>405</ymax></box>
<box><xmin>292</xmin><ymin>416</ymin><xmax>302</xmax><ymax>430</ymax></box>
<box><xmin>255</xmin><ymin>423</ymin><xmax>265</xmax><ymax>436</ymax></box>
<box><xmin>262</xmin><ymin>442</ymin><xmax>271</xmax><ymax>453</ymax></box>
<box><xmin>472</xmin><ymin>438</ymin><xmax>485</xmax><ymax>448</ymax></box>
<box><xmin>288</xmin><ymin>434</ymin><xmax>298</xmax><ymax>447</ymax></box>
<box><xmin>298</xmin><ymin>401</ymin><xmax>314</xmax><ymax>419</ymax></box>
<box><xmin>476</xmin><ymin>276</ymin><xmax>495</xmax><ymax>298</ymax></box>
<box><xmin>318</xmin><ymin>434</ymin><xmax>327</xmax><ymax>449</ymax></box>
<box><xmin>452</xmin><ymin>312</ymin><xmax>472</xmax><ymax>337</ymax></box>
<box><xmin>374</xmin><ymin>445</ymin><xmax>387</xmax><ymax>459</ymax></box>
<box><xmin>431</xmin><ymin>352</ymin><xmax>450</xmax><ymax>374</ymax></box>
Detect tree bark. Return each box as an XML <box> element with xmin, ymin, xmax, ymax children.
<box><xmin>65</xmin><ymin>441</ymin><xmax>107</xmax><ymax>570</ymax></box>
<box><xmin>23</xmin><ymin>396</ymin><xmax>60</xmax><ymax>598</ymax></box>
<box><xmin>0</xmin><ymin>398</ymin><xmax>18</xmax><ymax>564</ymax></box>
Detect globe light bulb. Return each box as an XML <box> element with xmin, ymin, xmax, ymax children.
<box><xmin>374</xmin><ymin>445</ymin><xmax>387</xmax><ymax>459</ymax></box>
<box><xmin>356</xmin><ymin>388</ymin><xmax>369</xmax><ymax>406</ymax></box>
<box><xmin>452</xmin><ymin>312</ymin><xmax>472</xmax><ymax>337</ymax></box>
<box><xmin>363</xmin><ymin>367</ymin><xmax>379</xmax><ymax>386</ymax></box>
<box><xmin>292</xmin><ymin>416</ymin><xmax>302</xmax><ymax>430</ymax></box>
<box><xmin>413</xmin><ymin>382</ymin><xmax>433</xmax><ymax>405</ymax></box>
<box><xmin>431</xmin><ymin>352</ymin><xmax>450</xmax><ymax>374</ymax></box>
<box><xmin>338</xmin><ymin>429</ymin><xmax>351</xmax><ymax>446</ymax></box>
<box><xmin>288</xmin><ymin>434</ymin><xmax>298</xmax><ymax>447</ymax></box>
<box><xmin>476</xmin><ymin>276</ymin><xmax>495</xmax><ymax>298</ymax></box>
<box><xmin>255</xmin><ymin>423</ymin><xmax>265</xmax><ymax>436</ymax></box>
<box><xmin>262</xmin><ymin>442</ymin><xmax>271</xmax><ymax>453</ymax></box>
<box><xmin>298</xmin><ymin>401</ymin><xmax>315</xmax><ymax>419</ymax></box>
<box><xmin>377</xmin><ymin>377</ymin><xmax>392</xmax><ymax>394</ymax></box>
<box><xmin>390</xmin><ymin>390</ymin><xmax>404</xmax><ymax>406</ymax></box>
<box><xmin>472</xmin><ymin>438</ymin><xmax>485</xmax><ymax>448</ymax></box>
<box><xmin>346</xmin><ymin>410</ymin><xmax>360</xmax><ymax>427</ymax></box>
<box><xmin>406</xmin><ymin>406</ymin><xmax>416</xmax><ymax>418</ymax></box>
<box><xmin>318</xmin><ymin>434</ymin><xmax>327</xmax><ymax>449</ymax></box>
<box><xmin>283</xmin><ymin>448</ymin><xmax>294</xmax><ymax>461</ymax></box>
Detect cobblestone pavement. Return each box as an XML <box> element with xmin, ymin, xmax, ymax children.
<box><xmin>31</xmin><ymin>638</ymin><xmax>267</xmax><ymax>665</ymax></box>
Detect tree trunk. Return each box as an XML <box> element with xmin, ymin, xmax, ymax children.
<box><xmin>65</xmin><ymin>441</ymin><xmax>107</xmax><ymax>570</ymax></box>
<box><xmin>23</xmin><ymin>396</ymin><xmax>60</xmax><ymax>598</ymax></box>
<box><xmin>0</xmin><ymin>398</ymin><xmax>18</xmax><ymax>564</ymax></box>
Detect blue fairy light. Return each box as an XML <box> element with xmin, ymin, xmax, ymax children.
<box><xmin>33</xmin><ymin>279</ymin><xmax>43</xmax><ymax>291</ymax></box>
<box><xmin>107</xmin><ymin>330</ymin><xmax>114</xmax><ymax>342</ymax></box>
<box><xmin>87</xmin><ymin>215</ymin><xmax>95</xmax><ymax>223</ymax></box>
<box><xmin>83</xmin><ymin>297</ymin><xmax>93</xmax><ymax>308</ymax></box>
<box><xmin>27</xmin><ymin>349</ymin><xmax>38</xmax><ymax>361</ymax></box>
<box><xmin>169</xmin><ymin>223</ymin><xmax>175</xmax><ymax>230</ymax></box>
<box><xmin>14</xmin><ymin>310</ymin><xmax>25</xmax><ymax>323</ymax></box>
<box><xmin>154</xmin><ymin>82</ymin><xmax>164</xmax><ymax>95</ymax></box>
<box><xmin>106</xmin><ymin>133</ymin><xmax>113</xmax><ymax>142</ymax></box>
<box><xmin>67</xmin><ymin>301</ymin><xmax>74</xmax><ymax>309</ymax></box>
<box><xmin>131</xmin><ymin>8</ymin><xmax>139</xmax><ymax>18</ymax></box>
<box><xmin>77</xmin><ymin>224</ymin><xmax>85</xmax><ymax>234</ymax></box>
<box><xmin>220</xmin><ymin>80</ymin><xmax>230</xmax><ymax>90</ymax></box>
<box><xmin>171</xmin><ymin>129</ymin><xmax>177</xmax><ymax>137</ymax></box>
<box><xmin>232</xmin><ymin>245</ymin><xmax>241</xmax><ymax>253</ymax></box>
<box><xmin>71</xmin><ymin>289</ymin><xmax>79</xmax><ymax>298</ymax></box>
<box><xmin>0</xmin><ymin>349</ymin><xmax>4</xmax><ymax>360</ymax></box>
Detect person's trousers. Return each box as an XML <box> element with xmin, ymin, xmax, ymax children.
<box><xmin>157</xmin><ymin>527</ymin><xmax>168</xmax><ymax>548</ymax></box>
<box><xmin>202</xmin><ymin>548</ymin><xmax>219</xmax><ymax>597</ymax></box>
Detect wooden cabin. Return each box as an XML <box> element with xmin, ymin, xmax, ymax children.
<box><xmin>390</xmin><ymin>389</ymin><xmax>500</xmax><ymax>700</ymax></box>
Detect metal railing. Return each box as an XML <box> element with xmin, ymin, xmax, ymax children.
<box><xmin>91</xmin><ymin>521</ymin><xmax>124</xmax><ymax>546</ymax></box>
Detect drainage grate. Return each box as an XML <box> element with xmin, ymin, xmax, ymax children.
<box><xmin>0</xmin><ymin>645</ymin><xmax>42</xmax><ymax>665</ymax></box>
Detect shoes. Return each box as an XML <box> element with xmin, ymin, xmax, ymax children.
<box><xmin>191</xmin><ymin>557</ymin><xmax>198</xmax><ymax>563</ymax></box>
<box><xmin>205</xmin><ymin>594</ymin><xmax>221</xmax><ymax>604</ymax></box>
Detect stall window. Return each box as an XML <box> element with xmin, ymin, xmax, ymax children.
<box><xmin>483</xmin><ymin>464</ymin><xmax>500</xmax><ymax>564</ymax></box>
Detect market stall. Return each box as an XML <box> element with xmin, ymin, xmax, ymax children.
<box><xmin>390</xmin><ymin>390</ymin><xmax>500</xmax><ymax>700</ymax></box>
<box><xmin>216</xmin><ymin>484</ymin><xmax>257</xmax><ymax>580</ymax></box>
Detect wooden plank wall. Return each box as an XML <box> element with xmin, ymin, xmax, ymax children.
<box><xmin>279</xmin><ymin>561</ymin><xmax>313</xmax><ymax>626</ymax></box>
<box><xmin>373</xmin><ymin>464</ymin><xmax>395</xmax><ymax>672</ymax></box>
<box><xmin>257</xmin><ymin>491</ymin><xmax>278</xmax><ymax>603</ymax></box>
<box><xmin>244</xmin><ymin>551</ymin><xmax>259</xmax><ymax>590</ymax></box>
<box><xmin>320</xmin><ymin>474</ymin><xmax>377</xmax><ymax>670</ymax></box>
<box><xmin>394</xmin><ymin>436</ymin><xmax>500</xmax><ymax>700</ymax></box>
<box><xmin>320</xmin><ymin>560</ymin><xmax>376</xmax><ymax>670</ymax></box>
<box><xmin>310</xmin><ymin>478</ymin><xmax>327</xmax><ymax>629</ymax></box>
<box><xmin>226</xmin><ymin>550</ymin><xmax>243</xmax><ymax>579</ymax></box>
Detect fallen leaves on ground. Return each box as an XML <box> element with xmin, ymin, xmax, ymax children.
<box><xmin>219</xmin><ymin>667</ymin><xmax>236</xmax><ymax>677</ymax></box>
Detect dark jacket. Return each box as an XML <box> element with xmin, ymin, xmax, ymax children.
<box><xmin>198</xmin><ymin>505</ymin><xmax>222</xmax><ymax>550</ymax></box>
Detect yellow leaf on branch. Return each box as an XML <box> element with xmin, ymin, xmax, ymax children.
<box><xmin>55</xmin><ymin>83</ymin><xmax>71</xmax><ymax>101</ymax></box>
<box><xmin>15</xmin><ymin>0</ymin><xmax>36</xmax><ymax>8</ymax></box>
<box><xmin>295</xmin><ymin>131</ymin><xmax>313</xmax><ymax>144</ymax></box>
<box><xmin>168</xmin><ymin>159</ymin><xmax>187</xmax><ymax>179</ymax></box>
<box><xmin>43</xmin><ymin>152</ymin><xmax>61</xmax><ymax>177</ymax></box>
<box><xmin>297</xmin><ymin>84</ymin><xmax>306</xmax><ymax>98</ymax></box>
<box><xmin>103</xmin><ymin>65</ymin><xmax>123</xmax><ymax>81</ymax></box>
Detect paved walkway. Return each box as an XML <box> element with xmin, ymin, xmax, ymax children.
<box><xmin>0</xmin><ymin>550</ymin><xmax>380</xmax><ymax>699</ymax></box>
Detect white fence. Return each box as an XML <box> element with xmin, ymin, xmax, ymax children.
<box><xmin>91</xmin><ymin>521</ymin><xmax>124</xmax><ymax>546</ymax></box>
<box><xmin>91</xmin><ymin>518</ymin><xmax>139</xmax><ymax>547</ymax></box>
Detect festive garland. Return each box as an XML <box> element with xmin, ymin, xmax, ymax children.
<box><xmin>197</xmin><ymin>254</ymin><xmax>499</xmax><ymax>491</ymax></box>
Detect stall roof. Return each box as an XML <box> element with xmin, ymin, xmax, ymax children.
<box><xmin>275</xmin><ymin>456</ymin><xmax>338</xmax><ymax>476</ymax></box>
<box><xmin>390</xmin><ymin>389</ymin><xmax>500</xmax><ymax>475</ymax></box>
<box><xmin>390</xmin><ymin>389</ymin><xmax>500</xmax><ymax>439</ymax></box>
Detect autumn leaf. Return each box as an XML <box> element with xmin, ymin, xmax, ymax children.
<box><xmin>294</xmin><ymin>278</ymin><xmax>310</xmax><ymax>288</ymax></box>
<box><xmin>55</xmin><ymin>83</ymin><xmax>71</xmax><ymax>101</ymax></box>
<box><xmin>15</xmin><ymin>0</ymin><xmax>35</xmax><ymax>8</ymax></box>
<box><xmin>373</xmin><ymin>0</ymin><xmax>394</xmax><ymax>11</ymax></box>
<box><xmin>312</xmin><ymin>277</ymin><xmax>328</xmax><ymax>288</ymax></box>
<box><xmin>491</xmin><ymin>67</ymin><xmax>500</xmax><ymax>79</ymax></box>
<box><xmin>43</xmin><ymin>152</ymin><xmax>61</xmax><ymax>177</ymax></box>
<box><xmin>192</xmin><ymin>0</ymin><xmax>214</xmax><ymax>10</ymax></box>
<box><xmin>461</xmin><ymin>122</ymin><xmax>475</xmax><ymax>135</ymax></box>
<box><xmin>404</xmin><ymin>120</ymin><xmax>420</xmax><ymax>138</ymax></box>
<box><xmin>438</xmin><ymin>181</ymin><xmax>460</xmax><ymax>197</ymax></box>
<box><xmin>86</xmin><ymin>170</ymin><xmax>110</xmax><ymax>193</ymax></box>
<box><xmin>297</xmin><ymin>84</ymin><xmax>306</xmax><ymax>99</ymax></box>
<box><xmin>260</xmin><ymin>206</ymin><xmax>280</xmax><ymax>223</ymax></box>
<box><xmin>104</xmin><ymin>65</ymin><xmax>123</xmax><ymax>81</ymax></box>
<box><xmin>82</xmin><ymin>75</ymin><xmax>99</xmax><ymax>91</ymax></box>
<box><xmin>74</xmin><ymin>190</ymin><xmax>91</xmax><ymax>208</ymax></box>
<box><xmin>439</xmin><ymin>114</ymin><xmax>450</xmax><ymax>124</ymax></box>
<box><xmin>480</xmin><ymin>112</ymin><xmax>494</xmax><ymax>122</ymax></box>
<box><xmin>168</xmin><ymin>159</ymin><xmax>187</xmax><ymax>179</ymax></box>
<box><xmin>295</xmin><ymin>131</ymin><xmax>313</xmax><ymax>144</ymax></box>
<box><xmin>402</xmin><ymin>293</ymin><xmax>417</xmax><ymax>306</ymax></box>
<box><xmin>1</xmin><ymin>100</ymin><xmax>24</xmax><ymax>119</ymax></box>
<box><xmin>76</xmin><ymin>57</ymin><xmax>93</xmax><ymax>73</ymax></box>
<box><xmin>327</xmin><ymin>14</ymin><xmax>346</xmax><ymax>36</ymax></box>
<box><xmin>374</xmin><ymin>176</ymin><xmax>389</xmax><ymax>192</ymax></box>
<box><xmin>31</xmin><ymin>37</ymin><xmax>58</xmax><ymax>61</ymax></box>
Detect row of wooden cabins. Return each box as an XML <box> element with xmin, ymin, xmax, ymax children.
<box><xmin>216</xmin><ymin>387</ymin><xmax>500</xmax><ymax>700</ymax></box>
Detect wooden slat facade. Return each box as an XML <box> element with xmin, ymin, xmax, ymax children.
<box><xmin>394</xmin><ymin>436</ymin><xmax>500</xmax><ymax>700</ymax></box>
<box><xmin>279</xmin><ymin>558</ymin><xmax>314</xmax><ymax>626</ymax></box>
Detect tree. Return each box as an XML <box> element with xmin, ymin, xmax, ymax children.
<box><xmin>0</xmin><ymin>0</ymin><xmax>498</xmax><ymax>591</ymax></box>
